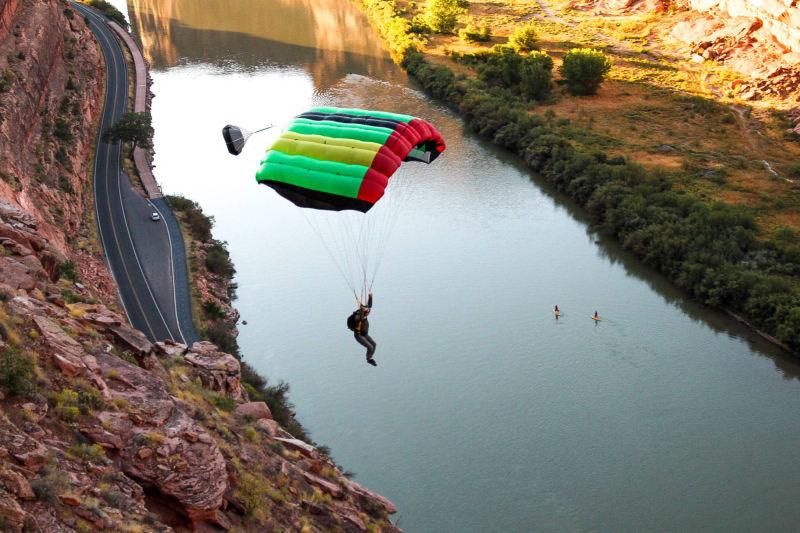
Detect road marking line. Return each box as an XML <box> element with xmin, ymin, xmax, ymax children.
<box><xmin>77</xmin><ymin>3</ymin><xmax>132</xmax><ymax>324</ymax></box>
<box><xmin>81</xmin><ymin>5</ymin><xmax>158</xmax><ymax>339</ymax></box>
<box><xmin>149</xmin><ymin>200</ymin><xmax>188</xmax><ymax>344</ymax></box>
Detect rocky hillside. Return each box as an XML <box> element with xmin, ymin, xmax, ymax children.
<box><xmin>0</xmin><ymin>1</ymin><xmax>400</xmax><ymax>531</ymax></box>
<box><xmin>574</xmin><ymin>0</ymin><xmax>800</xmax><ymax>101</ymax></box>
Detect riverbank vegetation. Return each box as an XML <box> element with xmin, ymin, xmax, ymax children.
<box><xmin>354</xmin><ymin>0</ymin><xmax>800</xmax><ymax>352</ymax></box>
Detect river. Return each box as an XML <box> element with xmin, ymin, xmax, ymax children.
<box><xmin>112</xmin><ymin>0</ymin><xmax>800</xmax><ymax>530</ymax></box>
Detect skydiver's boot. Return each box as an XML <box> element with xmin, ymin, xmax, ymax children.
<box><xmin>367</xmin><ymin>357</ymin><xmax>377</xmax><ymax>367</ymax></box>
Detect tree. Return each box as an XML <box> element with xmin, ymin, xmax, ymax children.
<box><xmin>508</xmin><ymin>23</ymin><xmax>538</xmax><ymax>52</ymax></box>
<box><xmin>477</xmin><ymin>46</ymin><xmax>552</xmax><ymax>101</ymax></box>
<box><xmin>519</xmin><ymin>51</ymin><xmax>553</xmax><ymax>101</ymax></box>
<box><xmin>459</xmin><ymin>17</ymin><xmax>490</xmax><ymax>43</ymax></box>
<box><xmin>424</xmin><ymin>0</ymin><xmax>463</xmax><ymax>34</ymax></box>
<box><xmin>559</xmin><ymin>48</ymin><xmax>612</xmax><ymax>96</ymax></box>
<box><xmin>103</xmin><ymin>111</ymin><xmax>153</xmax><ymax>150</ymax></box>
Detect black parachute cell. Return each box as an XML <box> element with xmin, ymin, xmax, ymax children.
<box><xmin>222</xmin><ymin>125</ymin><xmax>246</xmax><ymax>156</ymax></box>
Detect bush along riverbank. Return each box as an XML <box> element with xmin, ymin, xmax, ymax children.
<box><xmin>354</xmin><ymin>0</ymin><xmax>800</xmax><ymax>353</ymax></box>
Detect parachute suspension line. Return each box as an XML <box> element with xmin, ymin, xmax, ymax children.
<box><xmin>302</xmin><ymin>165</ymin><xmax>419</xmax><ymax>302</ymax></box>
<box><xmin>301</xmin><ymin>209</ymin><xmax>358</xmax><ymax>300</ymax></box>
<box><xmin>367</xmin><ymin>165</ymin><xmax>416</xmax><ymax>292</ymax></box>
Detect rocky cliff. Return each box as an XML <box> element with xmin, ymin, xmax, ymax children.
<box><xmin>574</xmin><ymin>0</ymin><xmax>800</xmax><ymax>101</ymax></box>
<box><xmin>0</xmin><ymin>0</ymin><xmax>118</xmax><ymax>304</ymax></box>
<box><xmin>0</xmin><ymin>2</ymin><xmax>400</xmax><ymax>531</ymax></box>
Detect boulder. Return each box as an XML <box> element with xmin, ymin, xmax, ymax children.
<box><xmin>274</xmin><ymin>437</ymin><xmax>316</xmax><ymax>458</ymax></box>
<box><xmin>344</xmin><ymin>479</ymin><xmax>398</xmax><ymax>514</ymax></box>
<box><xmin>302</xmin><ymin>472</ymin><xmax>343</xmax><ymax>498</ymax></box>
<box><xmin>52</xmin><ymin>353</ymin><xmax>84</xmax><ymax>376</ymax></box>
<box><xmin>80</xmin><ymin>425</ymin><xmax>124</xmax><ymax>450</ymax></box>
<box><xmin>109</xmin><ymin>324</ymin><xmax>153</xmax><ymax>355</ymax></box>
<box><xmin>0</xmin><ymin>256</ymin><xmax>37</xmax><ymax>290</ymax></box>
<box><xmin>60</xmin><ymin>494</ymin><xmax>81</xmax><ymax>506</ymax></box>
<box><xmin>255</xmin><ymin>418</ymin><xmax>279</xmax><ymax>437</ymax></box>
<box><xmin>0</xmin><ymin>416</ymin><xmax>48</xmax><ymax>472</ymax></box>
<box><xmin>154</xmin><ymin>340</ymin><xmax>188</xmax><ymax>357</ymax></box>
<box><xmin>0</xmin><ymin>487</ymin><xmax>25</xmax><ymax>532</ymax></box>
<box><xmin>0</xmin><ymin>467</ymin><xmax>34</xmax><ymax>500</ymax></box>
<box><xmin>184</xmin><ymin>344</ymin><xmax>243</xmax><ymax>399</ymax></box>
<box><xmin>234</xmin><ymin>402</ymin><xmax>272</xmax><ymax>421</ymax></box>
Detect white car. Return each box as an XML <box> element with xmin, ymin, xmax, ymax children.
<box><xmin>150</xmin><ymin>212</ymin><xmax>161</xmax><ymax>222</ymax></box>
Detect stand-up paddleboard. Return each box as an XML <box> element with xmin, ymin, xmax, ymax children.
<box><xmin>591</xmin><ymin>316</ymin><xmax>601</xmax><ymax>321</ymax></box>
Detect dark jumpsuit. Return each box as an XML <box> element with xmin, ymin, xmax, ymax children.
<box><xmin>353</xmin><ymin>295</ymin><xmax>376</xmax><ymax>359</ymax></box>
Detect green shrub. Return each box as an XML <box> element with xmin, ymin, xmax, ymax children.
<box><xmin>519</xmin><ymin>51</ymin><xmax>554</xmax><ymax>101</ymax></box>
<box><xmin>165</xmin><ymin>194</ymin><xmax>194</xmax><ymax>211</ymax></box>
<box><xmin>59</xmin><ymin>260</ymin><xmax>79</xmax><ymax>282</ymax></box>
<box><xmin>409</xmin><ymin>15</ymin><xmax>431</xmax><ymax>34</ymax></box>
<box><xmin>0</xmin><ymin>346</ymin><xmax>36</xmax><ymax>397</ymax></box>
<box><xmin>205</xmin><ymin>241</ymin><xmax>235</xmax><ymax>278</ymax></box>
<box><xmin>68</xmin><ymin>443</ymin><xmax>106</xmax><ymax>463</ymax></box>
<box><xmin>53</xmin><ymin>117</ymin><xmax>72</xmax><ymax>141</ymax></box>
<box><xmin>508</xmin><ymin>23</ymin><xmax>538</xmax><ymax>52</ymax></box>
<box><xmin>167</xmin><ymin>195</ymin><xmax>214</xmax><ymax>242</ymax></box>
<box><xmin>53</xmin><ymin>388</ymin><xmax>81</xmax><ymax>422</ymax></box>
<box><xmin>85</xmin><ymin>0</ymin><xmax>127</xmax><ymax>27</ymax></box>
<box><xmin>477</xmin><ymin>46</ymin><xmax>552</xmax><ymax>101</ymax></box>
<box><xmin>74</xmin><ymin>379</ymin><xmax>106</xmax><ymax>412</ymax></box>
<box><xmin>0</xmin><ymin>70</ymin><xmax>13</xmax><ymax>93</ymax></box>
<box><xmin>243</xmin><ymin>425</ymin><xmax>259</xmax><ymax>442</ymax></box>
<box><xmin>209</xmin><ymin>393</ymin><xmax>236</xmax><ymax>412</ymax></box>
<box><xmin>100</xmin><ymin>488</ymin><xmax>128</xmax><ymax>510</ymax></box>
<box><xmin>235</xmin><ymin>471</ymin><xmax>271</xmax><ymax>522</ymax></box>
<box><xmin>785</xmin><ymin>163</ymin><xmax>800</xmax><ymax>180</ymax></box>
<box><xmin>205</xmin><ymin>320</ymin><xmax>239</xmax><ymax>356</ymax></box>
<box><xmin>202</xmin><ymin>300</ymin><xmax>226</xmax><ymax>320</ymax></box>
<box><xmin>102</xmin><ymin>111</ymin><xmax>152</xmax><ymax>150</ymax></box>
<box><xmin>60</xmin><ymin>288</ymin><xmax>81</xmax><ymax>304</ymax></box>
<box><xmin>459</xmin><ymin>19</ymin><xmax>490</xmax><ymax>43</ymax></box>
<box><xmin>424</xmin><ymin>0</ymin><xmax>463</xmax><ymax>33</ymax></box>
<box><xmin>560</xmin><ymin>48</ymin><xmax>612</xmax><ymax>96</ymax></box>
<box><xmin>59</xmin><ymin>175</ymin><xmax>74</xmax><ymax>194</ymax></box>
<box><xmin>31</xmin><ymin>465</ymin><xmax>71</xmax><ymax>504</ymax></box>
<box><xmin>185</xmin><ymin>208</ymin><xmax>212</xmax><ymax>242</ymax></box>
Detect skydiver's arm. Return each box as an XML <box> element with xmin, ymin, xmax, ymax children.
<box><xmin>367</xmin><ymin>293</ymin><xmax>373</xmax><ymax>309</ymax></box>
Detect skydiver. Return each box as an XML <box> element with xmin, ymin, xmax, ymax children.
<box><xmin>347</xmin><ymin>293</ymin><xmax>377</xmax><ymax>366</ymax></box>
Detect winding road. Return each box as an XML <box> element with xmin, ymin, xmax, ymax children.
<box><xmin>73</xmin><ymin>3</ymin><xmax>198</xmax><ymax>345</ymax></box>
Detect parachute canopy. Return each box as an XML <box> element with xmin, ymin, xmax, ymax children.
<box><xmin>255</xmin><ymin>107</ymin><xmax>445</xmax><ymax>212</ymax></box>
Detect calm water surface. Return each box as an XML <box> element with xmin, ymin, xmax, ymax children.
<box><xmin>116</xmin><ymin>0</ymin><xmax>800</xmax><ymax>530</ymax></box>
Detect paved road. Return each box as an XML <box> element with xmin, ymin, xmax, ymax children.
<box><xmin>74</xmin><ymin>3</ymin><xmax>197</xmax><ymax>344</ymax></box>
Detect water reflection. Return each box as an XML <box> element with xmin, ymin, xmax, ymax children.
<box><xmin>127</xmin><ymin>0</ymin><xmax>400</xmax><ymax>90</ymax></box>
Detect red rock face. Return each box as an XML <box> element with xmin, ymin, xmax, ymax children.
<box><xmin>0</xmin><ymin>0</ymin><xmax>20</xmax><ymax>41</ymax></box>
<box><xmin>0</xmin><ymin>0</ymin><xmax>118</xmax><ymax>307</ymax></box>
<box><xmin>690</xmin><ymin>0</ymin><xmax>800</xmax><ymax>53</ymax></box>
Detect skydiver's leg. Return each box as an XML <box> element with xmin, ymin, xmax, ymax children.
<box><xmin>363</xmin><ymin>334</ymin><xmax>376</xmax><ymax>357</ymax></box>
<box><xmin>354</xmin><ymin>333</ymin><xmax>375</xmax><ymax>357</ymax></box>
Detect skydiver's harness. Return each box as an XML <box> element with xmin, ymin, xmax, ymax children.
<box><xmin>347</xmin><ymin>308</ymin><xmax>367</xmax><ymax>334</ymax></box>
